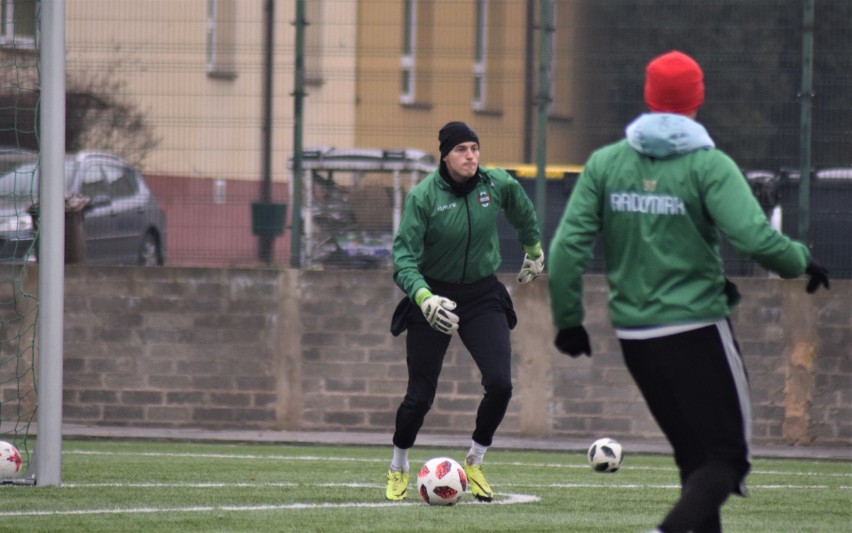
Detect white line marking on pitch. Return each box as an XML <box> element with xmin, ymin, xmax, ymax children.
<box><xmin>62</xmin><ymin>450</ymin><xmax>852</xmax><ymax>478</ymax></box>
<box><xmin>36</xmin><ymin>481</ymin><xmax>852</xmax><ymax>491</ymax></box>
<box><xmin>0</xmin><ymin>493</ymin><xmax>540</xmax><ymax>518</ymax></box>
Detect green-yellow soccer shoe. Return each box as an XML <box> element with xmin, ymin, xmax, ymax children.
<box><xmin>463</xmin><ymin>463</ymin><xmax>493</xmax><ymax>502</ymax></box>
<box><xmin>385</xmin><ymin>469</ymin><xmax>409</xmax><ymax>501</ymax></box>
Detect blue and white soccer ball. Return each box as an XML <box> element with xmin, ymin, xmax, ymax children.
<box><xmin>587</xmin><ymin>437</ymin><xmax>623</xmax><ymax>473</ymax></box>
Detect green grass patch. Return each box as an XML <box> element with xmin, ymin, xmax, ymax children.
<box><xmin>0</xmin><ymin>440</ymin><xmax>848</xmax><ymax>532</ymax></box>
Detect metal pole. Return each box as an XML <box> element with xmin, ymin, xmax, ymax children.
<box><xmin>258</xmin><ymin>0</ymin><xmax>275</xmax><ymax>262</ymax></box>
<box><xmin>522</xmin><ymin>0</ymin><xmax>535</xmax><ymax>162</ymax></box>
<box><xmin>534</xmin><ymin>0</ymin><xmax>553</xmax><ymax>238</ymax></box>
<box><xmin>36</xmin><ymin>0</ymin><xmax>66</xmax><ymax>487</ymax></box>
<box><xmin>290</xmin><ymin>0</ymin><xmax>305</xmax><ymax>268</ymax></box>
<box><xmin>392</xmin><ymin>170</ymin><xmax>401</xmax><ymax>234</ymax></box>
<box><xmin>797</xmin><ymin>0</ymin><xmax>814</xmax><ymax>241</ymax></box>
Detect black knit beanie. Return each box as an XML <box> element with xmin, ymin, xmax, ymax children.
<box><xmin>439</xmin><ymin>121</ymin><xmax>479</xmax><ymax>158</ymax></box>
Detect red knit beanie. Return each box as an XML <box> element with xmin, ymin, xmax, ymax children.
<box><xmin>644</xmin><ymin>50</ymin><xmax>704</xmax><ymax>114</ymax></box>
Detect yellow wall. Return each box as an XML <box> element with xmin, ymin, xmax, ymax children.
<box><xmin>64</xmin><ymin>0</ymin><xmax>357</xmax><ymax>183</ymax></box>
<box><xmin>53</xmin><ymin>1</ymin><xmax>583</xmax><ymax>182</ymax></box>
<box><xmin>355</xmin><ymin>0</ymin><xmax>586</xmax><ymax>166</ymax></box>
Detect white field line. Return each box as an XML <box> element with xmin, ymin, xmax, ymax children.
<box><xmin>55</xmin><ymin>481</ymin><xmax>850</xmax><ymax>491</ymax></box>
<box><xmin>505</xmin><ymin>483</ymin><xmax>851</xmax><ymax>490</ymax></box>
<box><xmin>2</xmin><ymin>478</ymin><xmax>849</xmax><ymax>520</ymax></box>
<box><xmin>62</xmin><ymin>450</ymin><xmax>852</xmax><ymax>478</ymax></box>
<box><xmin>0</xmin><ymin>493</ymin><xmax>540</xmax><ymax>518</ymax></box>
<box><xmin>2</xmin><ymin>462</ymin><xmax>849</xmax><ymax>521</ymax></box>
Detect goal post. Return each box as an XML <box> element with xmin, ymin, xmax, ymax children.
<box><xmin>33</xmin><ymin>0</ymin><xmax>66</xmax><ymax>487</ymax></box>
<box><xmin>0</xmin><ymin>0</ymin><xmax>66</xmax><ymax>488</ymax></box>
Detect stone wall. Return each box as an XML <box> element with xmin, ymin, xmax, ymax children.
<box><xmin>3</xmin><ymin>266</ymin><xmax>847</xmax><ymax>448</ymax></box>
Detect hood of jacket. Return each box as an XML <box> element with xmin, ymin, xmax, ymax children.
<box><xmin>625</xmin><ymin>113</ymin><xmax>715</xmax><ymax>159</ymax></box>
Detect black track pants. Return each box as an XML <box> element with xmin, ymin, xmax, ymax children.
<box><xmin>620</xmin><ymin>320</ymin><xmax>751</xmax><ymax>533</ymax></box>
<box><xmin>392</xmin><ymin>275</ymin><xmax>514</xmax><ymax>449</ymax></box>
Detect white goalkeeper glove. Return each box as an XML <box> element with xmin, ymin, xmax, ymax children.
<box><xmin>416</xmin><ymin>289</ymin><xmax>459</xmax><ymax>335</ymax></box>
<box><xmin>517</xmin><ymin>243</ymin><xmax>544</xmax><ymax>284</ymax></box>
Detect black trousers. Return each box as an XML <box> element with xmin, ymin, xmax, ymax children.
<box><xmin>391</xmin><ymin>275</ymin><xmax>516</xmax><ymax>450</ymax></box>
<box><xmin>620</xmin><ymin>320</ymin><xmax>751</xmax><ymax>533</ymax></box>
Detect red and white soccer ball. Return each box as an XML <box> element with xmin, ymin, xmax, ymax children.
<box><xmin>417</xmin><ymin>456</ymin><xmax>467</xmax><ymax>506</ymax></box>
<box><xmin>0</xmin><ymin>440</ymin><xmax>23</xmax><ymax>480</ymax></box>
<box><xmin>588</xmin><ymin>437</ymin><xmax>624</xmax><ymax>473</ymax></box>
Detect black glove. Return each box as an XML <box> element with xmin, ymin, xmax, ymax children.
<box><xmin>724</xmin><ymin>277</ymin><xmax>741</xmax><ymax>307</ymax></box>
<box><xmin>554</xmin><ymin>326</ymin><xmax>592</xmax><ymax>358</ymax></box>
<box><xmin>805</xmin><ymin>259</ymin><xmax>829</xmax><ymax>294</ymax></box>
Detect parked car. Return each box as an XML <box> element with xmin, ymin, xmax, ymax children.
<box><xmin>0</xmin><ymin>150</ymin><xmax>167</xmax><ymax>265</ymax></box>
<box><xmin>0</xmin><ymin>147</ymin><xmax>38</xmax><ymax>174</ymax></box>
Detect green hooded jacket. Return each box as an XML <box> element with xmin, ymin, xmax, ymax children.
<box><xmin>393</xmin><ymin>166</ymin><xmax>541</xmax><ymax>301</ymax></box>
<box><xmin>548</xmin><ymin>114</ymin><xmax>810</xmax><ymax>329</ymax></box>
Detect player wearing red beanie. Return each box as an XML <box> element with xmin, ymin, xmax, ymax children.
<box><xmin>548</xmin><ymin>50</ymin><xmax>829</xmax><ymax>533</ymax></box>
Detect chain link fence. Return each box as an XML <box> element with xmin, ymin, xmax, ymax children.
<box><xmin>0</xmin><ymin>0</ymin><xmax>847</xmax><ymax>274</ymax></box>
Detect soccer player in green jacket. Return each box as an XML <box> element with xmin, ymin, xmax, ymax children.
<box><xmin>547</xmin><ymin>51</ymin><xmax>829</xmax><ymax>533</ymax></box>
<box><xmin>385</xmin><ymin>121</ymin><xmax>543</xmax><ymax>502</ymax></box>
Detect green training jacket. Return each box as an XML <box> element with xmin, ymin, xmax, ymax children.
<box><xmin>393</xmin><ymin>166</ymin><xmax>541</xmax><ymax>301</ymax></box>
<box><xmin>548</xmin><ymin>131</ymin><xmax>810</xmax><ymax>329</ymax></box>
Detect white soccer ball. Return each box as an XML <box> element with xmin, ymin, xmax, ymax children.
<box><xmin>416</xmin><ymin>456</ymin><xmax>467</xmax><ymax>506</ymax></box>
<box><xmin>0</xmin><ymin>440</ymin><xmax>23</xmax><ymax>480</ymax></box>
<box><xmin>587</xmin><ymin>437</ymin><xmax>623</xmax><ymax>473</ymax></box>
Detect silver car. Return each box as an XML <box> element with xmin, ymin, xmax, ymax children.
<box><xmin>0</xmin><ymin>150</ymin><xmax>167</xmax><ymax>265</ymax></box>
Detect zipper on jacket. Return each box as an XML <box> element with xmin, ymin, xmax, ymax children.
<box><xmin>461</xmin><ymin>195</ymin><xmax>472</xmax><ymax>282</ymax></box>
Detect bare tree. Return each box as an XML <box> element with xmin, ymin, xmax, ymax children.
<box><xmin>65</xmin><ymin>56</ymin><xmax>161</xmax><ymax>168</ymax></box>
<box><xmin>0</xmin><ymin>52</ymin><xmax>160</xmax><ymax>168</ymax></box>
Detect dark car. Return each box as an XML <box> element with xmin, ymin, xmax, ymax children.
<box><xmin>0</xmin><ymin>150</ymin><xmax>167</xmax><ymax>265</ymax></box>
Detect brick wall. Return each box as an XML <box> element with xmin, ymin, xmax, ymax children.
<box><xmin>2</xmin><ymin>266</ymin><xmax>847</xmax><ymax>448</ymax></box>
<box><xmin>61</xmin><ymin>267</ymin><xmax>301</xmax><ymax>429</ymax></box>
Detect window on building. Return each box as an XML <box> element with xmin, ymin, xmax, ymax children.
<box><xmin>305</xmin><ymin>0</ymin><xmax>324</xmax><ymax>85</ymax></box>
<box><xmin>206</xmin><ymin>0</ymin><xmax>237</xmax><ymax>79</ymax></box>
<box><xmin>400</xmin><ymin>0</ymin><xmax>418</xmax><ymax>104</ymax></box>
<box><xmin>472</xmin><ymin>0</ymin><xmax>488</xmax><ymax>111</ymax></box>
<box><xmin>0</xmin><ymin>0</ymin><xmax>37</xmax><ymax>48</ymax></box>
<box><xmin>546</xmin><ymin>2</ymin><xmax>572</xmax><ymax>121</ymax></box>
<box><xmin>472</xmin><ymin>0</ymin><xmax>504</xmax><ymax>114</ymax></box>
<box><xmin>400</xmin><ymin>0</ymin><xmax>433</xmax><ymax>107</ymax></box>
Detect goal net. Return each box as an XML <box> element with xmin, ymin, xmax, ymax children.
<box><xmin>0</xmin><ymin>1</ymin><xmax>42</xmax><ymax>484</ymax></box>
